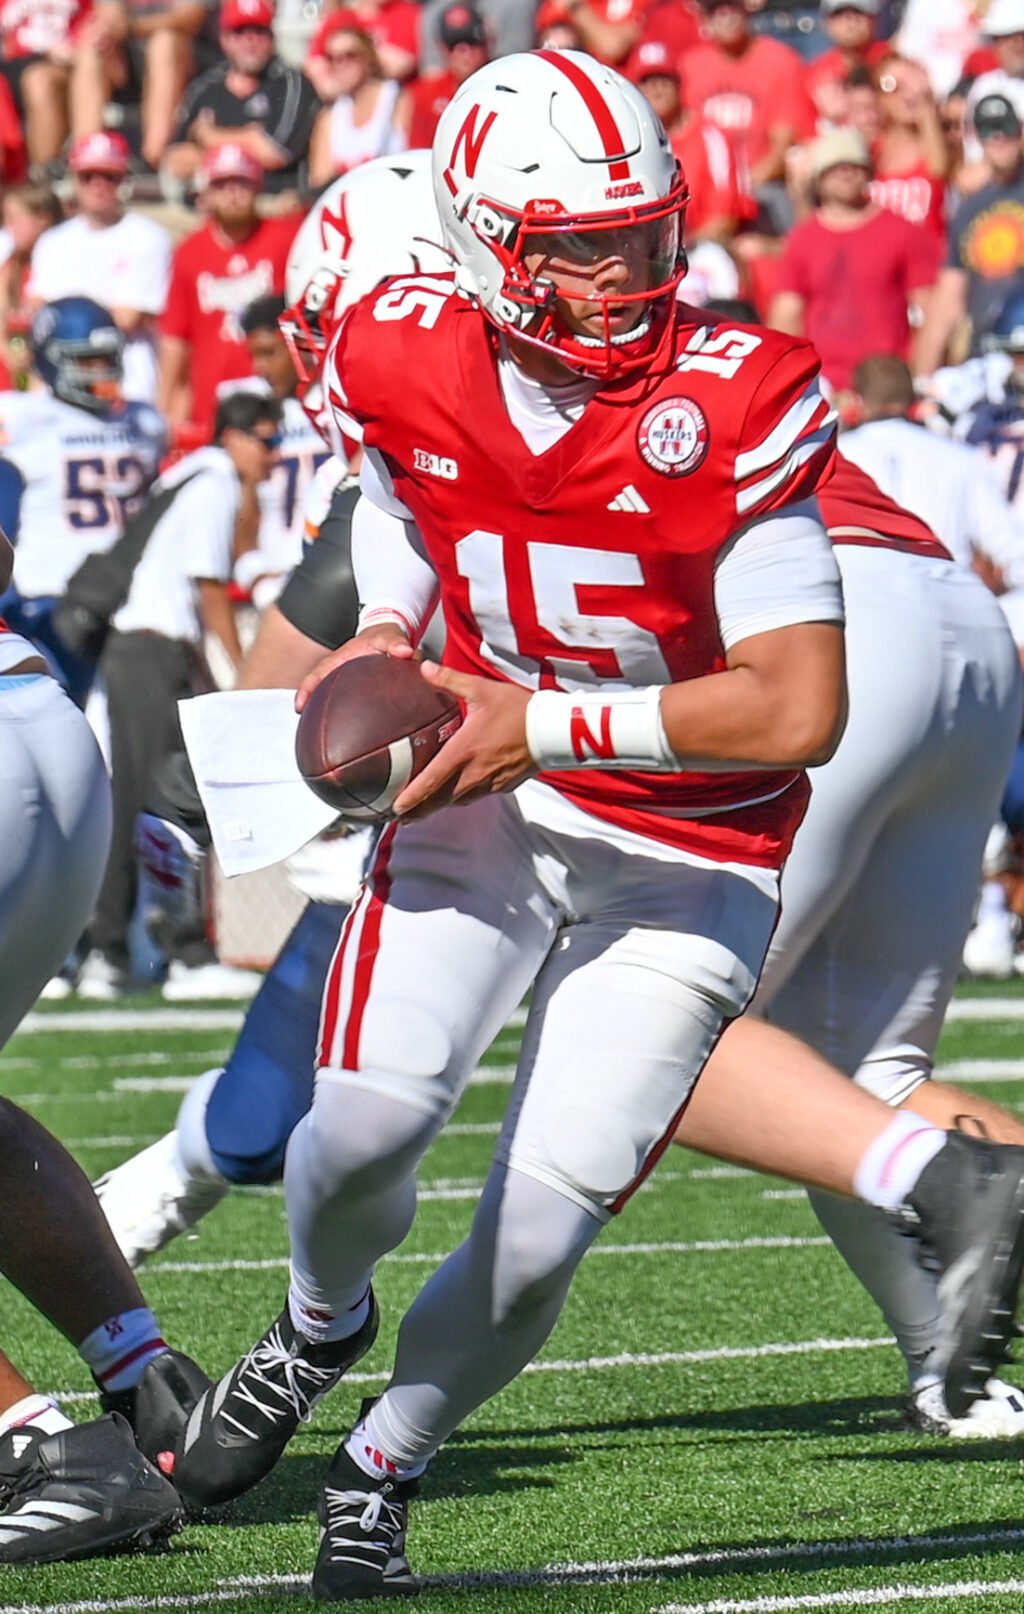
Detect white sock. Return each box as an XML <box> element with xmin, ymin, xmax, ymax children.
<box><xmin>853</xmin><ymin>1111</ymin><xmax>946</xmax><ymax>1212</ymax></box>
<box><xmin>288</xmin><ymin>1282</ymin><xmax>371</xmax><ymax>1346</ymax></box>
<box><xmin>344</xmin><ymin>1407</ymin><xmax>427</xmax><ymax>1483</ymax></box>
<box><xmin>978</xmin><ymin>879</ymin><xmax>1011</xmax><ymax>922</ymax></box>
<box><xmin>0</xmin><ymin>1394</ymin><xmax>73</xmax><ymax>1439</ymax></box>
<box><xmin>78</xmin><ymin>1308</ymin><xmax>168</xmax><ymax>1392</ymax></box>
<box><xmin>176</xmin><ymin>1068</ymin><xmax>227</xmax><ymax>1182</ymax></box>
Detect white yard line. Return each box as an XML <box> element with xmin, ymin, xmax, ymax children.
<box><xmin>14</xmin><ymin>1009</ymin><xmax>246</xmax><ymax>1034</ymax></box>
<box><xmin>944</xmin><ymin>997</ymin><xmax>1024</xmax><ymax>1021</ymax></box>
<box><xmin>657</xmin><ymin>1580</ymin><xmax>1024</xmax><ymax>1614</ymax></box>
<box><xmin>53</xmin><ymin>1333</ymin><xmax>892</xmax><ymax>1411</ymax></box>
<box><xmin>936</xmin><ymin>1060</ymin><xmax>1024</xmax><ymax>1083</ymax></box>
<box><xmin>140</xmin><ymin>1234</ymin><xmax>832</xmax><ymax>1278</ymax></box>
<box><xmin>6</xmin><ymin>1526</ymin><xmax>1024</xmax><ymax>1612</ymax></box>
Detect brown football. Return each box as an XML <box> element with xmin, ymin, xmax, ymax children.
<box><xmin>295</xmin><ymin>654</ymin><xmax>463</xmax><ymax>822</ymax></box>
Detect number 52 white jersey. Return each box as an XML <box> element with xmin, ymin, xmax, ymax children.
<box><xmin>0</xmin><ymin>391</ymin><xmax>165</xmax><ymax>599</ymax></box>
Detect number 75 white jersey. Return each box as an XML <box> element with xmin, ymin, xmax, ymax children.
<box><xmin>0</xmin><ymin>390</ymin><xmax>165</xmax><ymax>598</ymax></box>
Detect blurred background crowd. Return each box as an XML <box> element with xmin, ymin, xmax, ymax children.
<box><xmin>9</xmin><ymin>0</ymin><xmax>1024</xmax><ymax>996</ymax></box>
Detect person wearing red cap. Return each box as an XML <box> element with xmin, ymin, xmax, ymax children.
<box><xmin>68</xmin><ymin>0</ymin><xmax>220</xmax><ymax>171</ymax></box>
<box><xmin>629</xmin><ymin>40</ymin><xmax>755</xmax><ymax>240</ymax></box>
<box><xmin>159</xmin><ymin>142</ymin><xmax>301</xmax><ymax>438</ymax></box>
<box><xmin>24</xmin><ymin>132</ymin><xmax>171</xmax><ymax>405</ymax></box>
<box><xmin>165</xmin><ymin>0</ymin><xmax>320</xmax><ymax>198</ymax></box>
<box><xmin>408</xmin><ymin>3</ymin><xmax>488</xmax><ymax>149</ymax></box>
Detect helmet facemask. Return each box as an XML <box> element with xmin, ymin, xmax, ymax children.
<box><xmin>459</xmin><ymin>174</ymin><xmax>689</xmax><ymax>381</ymax></box>
<box><xmin>50</xmin><ymin>333</ymin><xmax>124</xmax><ymax>414</ymax></box>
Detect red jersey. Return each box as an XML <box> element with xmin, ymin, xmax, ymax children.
<box><xmin>775</xmin><ymin>209</ymin><xmax>938</xmax><ymax>393</ymax></box>
<box><xmin>161</xmin><ymin>214</ymin><xmax>301</xmax><ymax>437</ymax></box>
<box><xmin>869</xmin><ymin>160</ymin><xmax>948</xmax><ymax>271</ymax></box>
<box><xmin>682</xmin><ymin>37</ymin><xmax>815</xmax><ymax>174</ymax></box>
<box><xmin>822</xmin><ymin>455</ymin><xmax>952</xmax><ymax>561</ymax></box>
<box><xmin>408</xmin><ymin>70</ymin><xmax>458</xmax><ymax>150</ymax></box>
<box><xmin>329</xmin><ymin>284</ymin><xmax>838</xmax><ymax>870</ymax></box>
<box><xmin>674</xmin><ymin>118</ymin><xmax>756</xmax><ymax>236</ymax></box>
<box><xmin>0</xmin><ymin>0</ymin><xmax>91</xmax><ymax>58</ymax></box>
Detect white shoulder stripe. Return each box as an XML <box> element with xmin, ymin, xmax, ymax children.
<box><xmin>735</xmin><ymin>382</ymin><xmax>833</xmax><ymax>483</ymax></box>
<box><xmin>736</xmin><ymin>427</ymin><xmax>835</xmax><ymax>517</ymax></box>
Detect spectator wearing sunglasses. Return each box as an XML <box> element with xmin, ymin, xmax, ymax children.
<box><xmin>159</xmin><ymin>142</ymin><xmax>301</xmax><ymax>440</ymax></box>
<box><xmin>24</xmin><ymin>132</ymin><xmax>172</xmax><ymax>405</ymax></box>
<box><xmin>307</xmin><ymin>22</ymin><xmax>409</xmax><ymax>189</ymax></box>
<box><xmin>164</xmin><ymin>0</ymin><xmax>320</xmax><ymax>198</ymax></box>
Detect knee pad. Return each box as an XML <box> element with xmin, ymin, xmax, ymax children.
<box><xmin>853</xmin><ymin>1052</ymin><xmax>931</xmax><ymax>1107</ymax></box>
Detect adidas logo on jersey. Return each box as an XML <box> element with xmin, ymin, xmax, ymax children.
<box><xmin>607</xmin><ymin>485</ymin><xmax>650</xmax><ymax>513</ymax></box>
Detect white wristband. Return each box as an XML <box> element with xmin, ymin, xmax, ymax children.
<box><xmin>356</xmin><ymin>606</ymin><xmax>417</xmax><ymax>640</ymax></box>
<box><xmin>526</xmin><ymin>687</ymin><xmax>677</xmax><ymax>771</ymax></box>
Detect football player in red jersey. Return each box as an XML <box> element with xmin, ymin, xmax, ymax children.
<box><xmin>173</xmin><ymin>56</ymin><xmax>1024</xmax><ymax>1598</ymax></box>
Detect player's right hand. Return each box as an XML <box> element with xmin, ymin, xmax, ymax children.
<box><xmin>295</xmin><ymin>623</ymin><xmax>415</xmax><ymax>712</ymax></box>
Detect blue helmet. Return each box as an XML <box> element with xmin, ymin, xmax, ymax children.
<box><xmin>987</xmin><ymin>289</ymin><xmax>1024</xmax><ymax>356</ymax></box>
<box><xmin>31</xmin><ymin>296</ymin><xmax>124</xmax><ymax>414</ymax></box>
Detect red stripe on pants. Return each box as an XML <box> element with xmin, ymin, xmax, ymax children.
<box><xmin>340</xmin><ymin>823</ymin><xmax>398</xmax><ymax>1071</ymax></box>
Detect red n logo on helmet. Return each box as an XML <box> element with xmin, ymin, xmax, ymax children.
<box><xmin>443</xmin><ymin>104</ymin><xmax>497</xmax><ymax>194</ymax></box>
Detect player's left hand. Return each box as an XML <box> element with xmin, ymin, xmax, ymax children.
<box><xmin>393</xmin><ymin>662</ymin><xmax>536</xmax><ymax>819</ymax></box>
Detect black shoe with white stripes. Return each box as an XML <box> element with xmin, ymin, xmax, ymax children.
<box><xmin>897</xmin><ymin>1133</ymin><xmax>1024</xmax><ymax>1417</ymax></box>
<box><xmin>174</xmin><ymin>1295</ymin><xmax>379</xmax><ymax>1511</ymax></box>
<box><xmin>100</xmin><ymin>1348</ymin><xmax>212</xmax><ymax>1474</ymax></box>
<box><xmin>0</xmin><ymin>1414</ymin><xmax>181</xmax><ymax>1564</ymax></box>
<box><xmin>312</xmin><ymin>1445</ymin><xmax>418</xmax><ymax>1602</ymax></box>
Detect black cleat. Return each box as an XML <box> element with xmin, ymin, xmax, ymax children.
<box><xmin>174</xmin><ymin>1294</ymin><xmax>379</xmax><ymax>1511</ymax></box>
<box><xmin>0</xmin><ymin>1414</ymin><xmax>181</xmax><ymax>1564</ymax></box>
<box><xmin>313</xmin><ymin>1445</ymin><xmax>418</xmax><ymax>1602</ymax></box>
<box><xmin>100</xmin><ymin>1348</ymin><xmax>212</xmax><ymax>1475</ymax></box>
<box><xmin>899</xmin><ymin>1133</ymin><xmax>1024</xmax><ymax>1417</ymax></box>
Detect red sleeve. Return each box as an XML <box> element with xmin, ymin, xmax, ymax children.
<box><xmin>0</xmin><ymin>78</ymin><xmax>26</xmax><ymax>184</ymax></box>
<box><xmin>733</xmin><ymin>343</ymin><xmax>837</xmax><ymax>523</ymax></box>
<box><xmin>379</xmin><ymin>1</ymin><xmax>420</xmax><ymax>58</ymax></box>
<box><xmin>269</xmin><ymin>212</ymin><xmax>304</xmax><ymax>287</ymax></box>
<box><xmin>160</xmin><ymin>245</ymin><xmax>194</xmax><ymax>340</ymax></box>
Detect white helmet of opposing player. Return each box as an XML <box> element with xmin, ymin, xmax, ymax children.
<box><xmin>432</xmin><ymin>50</ymin><xmax>689</xmax><ymax>379</ymax></box>
<box><xmin>282</xmin><ymin>150</ymin><xmax>448</xmax><ymax>387</ymax></box>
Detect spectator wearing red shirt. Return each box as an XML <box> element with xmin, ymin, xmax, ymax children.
<box><xmin>769</xmin><ymin>128</ymin><xmax>937</xmax><ymax>393</ymax></box>
<box><xmin>0</xmin><ymin>0</ymin><xmax>91</xmax><ymax>167</ymax></box>
<box><xmin>159</xmin><ymin>143</ymin><xmax>300</xmax><ymax>439</ymax></box>
<box><xmin>683</xmin><ymin>0</ymin><xmax>815</xmax><ymax>188</ymax></box>
<box><xmin>629</xmin><ymin>41</ymin><xmax>755</xmax><ymax>240</ymax></box>
<box><xmin>871</xmin><ymin>55</ymin><xmax>951</xmax><ymax>275</ymax></box>
<box><xmin>805</xmin><ymin>0</ymin><xmax>890</xmax><ymax>130</ymax></box>
<box><xmin>408</xmin><ymin>3</ymin><xmax>488</xmax><ymax>150</ymax></box>
<box><xmin>306</xmin><ymin>0</ymin><xmax>420</xmax><ymax>90</ymax></box>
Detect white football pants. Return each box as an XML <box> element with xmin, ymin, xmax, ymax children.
<box><xmin>285</xmin><ymin>779</ymin><xmax>779</xmax><ymax>1455</ymax></box>
<box><xmin>758</xmin><ymin>547</ymin><xmax>1023</xmax><ymax>1388</ymax></box>
<box><xmin>0</xmin><ymin>676</ymin><xmax>112</xmax><ymax>1049</ymax></box>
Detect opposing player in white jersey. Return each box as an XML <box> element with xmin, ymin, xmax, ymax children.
<box><xmin>0</xmin><ymin>528</ymin><xmax>211</xmax><ymax>1563</ymax></box>
<box><xmin>0</xmin><ymin>297</ymin><xmax>164</xmax><ymax>705</ymax></box>
<box><xmin>169</xmin><ymin>55</ymin><xmax>1024</xmax><ymax>1599</ymax></box>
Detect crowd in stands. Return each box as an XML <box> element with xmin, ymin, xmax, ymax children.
<box><xmin>6</xmin><ymin>0</ymin><xmax>1024</xmax><ymax>990</ymax></box>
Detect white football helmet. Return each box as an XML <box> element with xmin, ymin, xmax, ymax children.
<box><xmin>432</xmin><ymin>50</ymin><xmax>689</xmax><ymax>379</ymax></box>
<box><xmin>282</xmin><ymin>150</ymin><xmax>448</xmax><ymax>389</ymax></box>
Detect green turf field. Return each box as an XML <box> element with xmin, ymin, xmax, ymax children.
<box><xmin>5</xmin><ymin>982</ymin><xmax>1024</xmax><ymax>1614</ymax></box>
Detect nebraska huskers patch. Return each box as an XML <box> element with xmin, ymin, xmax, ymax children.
<box><xmin>637</xmin><ymin>397</ymin><xmax>710</xmax><ymax>477</ymax></box>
